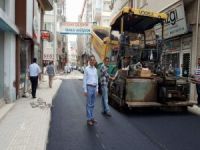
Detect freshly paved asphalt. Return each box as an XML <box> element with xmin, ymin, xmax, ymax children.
<box><xmin>47</xmin><ymin>79</ymin><xmax>200</xmax><ymax>150</ymax></box>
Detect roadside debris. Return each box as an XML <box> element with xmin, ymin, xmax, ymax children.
<box><xmin>30</xmin><ymin>98</ymin><xmax>53</xmax><ymax>109</ymax></box>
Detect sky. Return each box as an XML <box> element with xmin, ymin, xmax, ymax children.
<box><xmin>66</xmin><ymin>0</ymin><xmax>84</xmax><ymax>22</ymax></box>
<box><xmin>65</xmin><ymin>0</ymin><xmax>84</xmax><ymax>41</ymax></box>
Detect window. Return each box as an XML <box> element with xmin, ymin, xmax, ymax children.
<box><xmin>162</xmin><ymin>53</ymin><xmax>180</xmax><ymax>76</ymax></box>
<box><xmin>103</xmin><ymin>1</ymin><xmax>111</xmax><ymax>12</ymax></box>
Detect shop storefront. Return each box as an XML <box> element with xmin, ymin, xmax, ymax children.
<box><xmin>163</xmin><ymin>34</ymin><xmax>192</xmax><ymax>77</ymax></box>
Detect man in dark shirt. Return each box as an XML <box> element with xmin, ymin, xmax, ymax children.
<box><xmin>100</xmin><ymin>57</ymin><xmax>112</xmax><ymax>117</ymax></box>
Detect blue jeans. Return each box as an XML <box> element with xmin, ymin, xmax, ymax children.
<box><xmin>101</xmin><ymin>85</ymin><xmax>110</xmax><ymax>113</ymax></box>
<box><xmin>86</xmin><ymin>86</ymin><xmax>96</xmax><ymax>120</ymax></box>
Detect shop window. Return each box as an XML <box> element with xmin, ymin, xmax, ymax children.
<box><xmin>163</xmin><ymin>53</ymin><xmax>179</xmax><ymax>75</ymax></box>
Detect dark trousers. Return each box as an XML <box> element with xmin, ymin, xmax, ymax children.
<box><xmin>30</xmin><ymin>76</ymin><xmax>38</xmax><ymax>98</ymax></box>
<box><xmin>196</xmin><ymin>84</ymin><xmax>200</xmax><ymax>104</ymax></box>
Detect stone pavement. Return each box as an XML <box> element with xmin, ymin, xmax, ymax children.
<box><xmin>0</xmin><ymin>75</ymin><xmax>62</xmax><ymax>150</ymax></box>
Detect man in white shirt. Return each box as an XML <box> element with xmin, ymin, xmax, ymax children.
<box><xmin>83</xmin><ymin>55</ymin><xmax>98</xmax><ymax>126</ymax></box>
<box><xmin>28</xmin><ymin>58</ymin><xmax>41</xmax><ymax>98</ymax></box>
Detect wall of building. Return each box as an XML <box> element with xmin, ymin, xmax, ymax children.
<box><xmin>0</xmin><ymin>32</ymin><xmax>4</xmax><ymax>100</ymax></box>
<box><xmin>3</xmin><ymin>0</ymin><xmax>18</xmax><ymax>102</ymax></box>
<box><xmin>4</xmin><ymin>33</ymin><xmax>16</xmax><ymax>102</ymax></box>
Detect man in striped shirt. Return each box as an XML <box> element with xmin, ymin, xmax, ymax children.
<box><xmin>46</xmin><ymin>61</ymin><xmax>55</xmax><ymax>88</ymax></box>
<box><xmin>100</xmin><ymin>57</ymin><xmax>112</xmax><ymax>117</ymax></box>
<box><xmin>194</xmin><ymin>58</ymin><xmax>200</xmax><ymax>106</ymax></box>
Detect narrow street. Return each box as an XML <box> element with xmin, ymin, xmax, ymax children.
<box><xmin>47</xmin><ymin>71</ymin><xmax>200</xmax><ymax>150</ymax></box>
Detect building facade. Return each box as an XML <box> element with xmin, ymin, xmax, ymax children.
<box><xmin>56</xmin><ymin>0</ymin><xmax>68</xmax><ymax>71</ymax></box>
<box><xmin>77</xmin><ymin>0</ymin><xmax>112</xmax><ymax>66</ymax></box>
<box><xmin>43</xmin><ymin>0</ymin><xmax>67</xmax><ymax>72</ymax></box>
<box><xmin>0</xmin><ymin>0</ymin><xmax>19</xmax><ymax>106</ymax></box>
<box><xmin>15</xmin><ymin>0</ymin><xmax>54</xmax><ymax>99</ymax></box>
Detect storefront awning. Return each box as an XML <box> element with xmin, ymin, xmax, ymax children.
<box><xmin>0</xmin><ymin>9</ymin><xmax>19</xmax><ymax>34</ymax></box>
<box><xmin>110</xmin><ymin>7</ymin><xmax>167</xmax><ymax>33</ymax></box>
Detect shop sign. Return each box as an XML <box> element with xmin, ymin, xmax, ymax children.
<box><xmin>41</xmin><ymin>31</ymin><xmax>50</xmax><ymax>40</ymax></box>
<box><xmin>43</xmin><ymin>43</ymin><xmax>54</xmax><ymax>60</ymax></box>
<box><xmin>60</xmin><ymin>22</ymin><xmax>91</xmax><ymax>34</ymax></box>
<box><xmin>43</xmin><ymin>53</ymin><xmax>54</xmax><ymax>60</ymax></box>
<box><xmin>155</xmin><ymin>1</ymin><xmax>188</xmax><ymax>39</ymax></box>
<box><xmin>41</xmin><ymin>30</ymin><xmax>53</xmax><ymax>42</ymax></box>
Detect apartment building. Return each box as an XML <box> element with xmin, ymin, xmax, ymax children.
<box><xmin>15</xmin><ymin>0</ymin><xmax>54</xmax><ymax>99</ymax></box>
<box><xmin>77</xmin><ymin>0</ymin><xmax>112</xmax><ymax>65</ymax></box>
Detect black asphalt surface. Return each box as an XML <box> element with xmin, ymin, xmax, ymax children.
<box><xmin>47</xmin><ymin>79</ymin><xmax>200</xmax><ymax>150</ymax></box>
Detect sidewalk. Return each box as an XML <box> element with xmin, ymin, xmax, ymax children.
<box><xmin>0</xmin><ymin>75</ymin><xmax>62</xmax><ymax>150</ymax></box>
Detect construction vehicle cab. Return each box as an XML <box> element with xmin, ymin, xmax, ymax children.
<box><xmin>108</xmin><ymin>7</ymin><xmax>194</xmax><ymax>109</ymax></box>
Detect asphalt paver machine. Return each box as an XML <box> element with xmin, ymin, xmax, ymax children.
<box><xmin>108</xmin><ymin>7</ymin><xmax>194</xmax><ymax>109</ymax></box>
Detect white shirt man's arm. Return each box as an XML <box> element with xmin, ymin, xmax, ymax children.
<box><xmin>95</xmin><ymin>69</ymin><xmax>98</xmax><ymax>93</ymax></box>
<box><xmin>83</xmin><ymin>68</ymin><xmax>87</xmax><ymax>93</ymax></box>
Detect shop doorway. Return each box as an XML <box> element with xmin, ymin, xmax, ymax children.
<box><xmin>181</xmin><ymin>52</ymin><xmax>190</xmax><ymax>77</ymax></box>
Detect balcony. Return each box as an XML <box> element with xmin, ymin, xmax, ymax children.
<box><xmin>38</xmin><ymin>0</ymin><xmax>53</xmax><ymax>11</ymax></box>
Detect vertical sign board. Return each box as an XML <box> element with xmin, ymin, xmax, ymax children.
<box><xmin>155</xmin><ymin>0</ymin><xmax>188</xmax><ymax>39</ymax></box>
<box><xmin>60</xmin><ymin>22</ymin><xmax>91</xmax><ymax>34</ymax></box>
<box><xmin>43</xmin><ymin>41</ymin><xmax>54</xmax><ymax>61</ymax></box>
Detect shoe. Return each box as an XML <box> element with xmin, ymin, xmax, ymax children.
<box><xmin>32</xmin><ymin>96</ymin><xmax>36</xmax><ymax>99</ymax></box>
<box><xmin>102</xmin><ymin>111</ymin><xmax>112</xmax><ymax>117</ymax></box>
<box><xmin>105</xmin><ymin>112</ymin><xmax>112</xmax><ymax>117</ymax></box>
<box><xmin>101</xmin><ymin>111</ymin><xmax>106</xmax><ymax>115</ymax></box>
<box><xmin>91</xmin><ymin>119</ymin><xmax>97</xmax><ymax>124</ymax></box>
<box><xmin>87</xmin><ymin>120</ymin><xmax>94</xmax><ymax>126</ymax></box>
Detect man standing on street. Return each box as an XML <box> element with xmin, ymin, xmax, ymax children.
<box><xmin>100</xmin><ymin>57</ymin><xmax>112</xmax><ymax>117</ymax></box>
<box><xmin>28</xmin><ymin>58</ymin><xmax>41</xmax><ymax>98</ymax></box>
<box><xmin>46</xmin><ymin>61</ymin><xmax>55</xmax><ymax>88</ymax></box>
<box><xmin>192</xmin><ymin>58</ymin><xmax>200</xmax><ymax>106</ymax></box>
<box><xmin>83</xmin><ymin>55</ymin><xmax>98</xmax><ymax>126</ymax></box>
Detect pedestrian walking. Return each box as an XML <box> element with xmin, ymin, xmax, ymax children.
<box><xmin>28</xmin><ymin>58</ymin><xmax>41</xmax><ymax>98</ymax></box>
<box><xmin>83</xmin><ymin>55</ymin><xmax>98</xmax><ymax>126</ymax></box>
<box><xmin>46</xmin><ymin>61</ymin><xmax>55</xmax><ymax>88</ymax></box>
<box><xmin>191</xmin><ymin>58</ymin><xmax>200</xmax><ymax>106</ymax></box>
<box><xmin>100</xmin><ymin>57</ymin><xmax>112</xmax><ymax>117</ymax></box>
